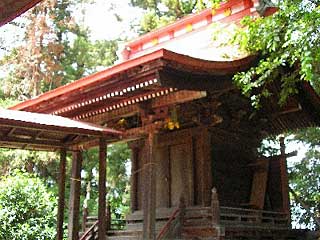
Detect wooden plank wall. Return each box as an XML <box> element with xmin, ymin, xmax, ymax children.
<box><xmin>267</xmin><ymin>156</ymin><xmax>286</xmax><ymax>212</ymax></box>
<box><xmin>129</xmin><ymin>126</ymin><xmax>213</xmax><ymax>211</ymax></box>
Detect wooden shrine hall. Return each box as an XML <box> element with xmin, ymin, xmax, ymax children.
<box><xmin>8</xmin><ymin>0</ymin><xmax>320</xmax><ymax>239</ymax></box>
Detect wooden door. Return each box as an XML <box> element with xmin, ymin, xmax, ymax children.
<box><xmin>155</xmin><ymin>146</ymin><xmax>170</xmax><ymax>208</ymax></box>
<box><xmin>170</xmin><ymin>142</ymin><xmax>194</xmax><ymax>207</ymax></box>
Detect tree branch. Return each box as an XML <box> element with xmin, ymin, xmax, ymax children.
<box><xmin>289</xmin><ymin>187</ymin><xmax>320</xmax><ymax>228</ymax></box>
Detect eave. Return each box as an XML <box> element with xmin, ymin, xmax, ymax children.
<box><xmin>0</xmin><ymin>0</ymin><xmax>43</xmax><ymax>27</ymax></box>
<box><xmin>9</xmin><ymin>51</ymin><xmax>320</xmax><ymax>137</ymax></box>
<box><xmin>10</xmin><ymin>49</ymin><xmax>256</xmax><ymax>120</ymax></box>
<box><xmin>0</xmin><ymin>109</ymin><xmax>122</xmax><ymax>151</ymax></box>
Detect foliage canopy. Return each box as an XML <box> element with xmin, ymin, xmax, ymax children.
<box><xmin>233</xmin><ymin>0</ymin><xmax>320</xmax><ymax>108</ymax></box>
<box><xmin>0</xmin><ymin>172</ymin><xmax>57</xmax><ymax>240</ymax></box>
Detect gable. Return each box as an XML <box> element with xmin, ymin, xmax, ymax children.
<box><xmin>120</xmin><ymin>0</ymin><xmax>259</xmax><ymax>61</ymax></box>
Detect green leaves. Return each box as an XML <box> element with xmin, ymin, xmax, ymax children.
<box><xmin>233</xmin><ymin>0</ymin><xmax>320</xmax><ymax>107</ymax></box>
<box><xmin>0</xmin><ymin>172</ymin><xmax>57</xmax><ymax>239</ymax></box>
<box><xmin>289</xmin><ymin>144</ymin><xmax>320</xmax><ymax>229</ymax></box>
<box><xmin>80</xmin><ymin>144</ymin><xmax>131</xmax><ymax>226</ymax></box>
<box><xmin>106</xmin><ymin>144</ymin><xmax>131</xmax><ymax>225</ymax></box>
<box><xmin>300</xmin><ymin>49</ymin><xmax>313</xmax><ymax>81</ymax></box>
<box><xmin>231</xmin><ymin>3</ymin><xmax>320</xmax><ymax>228</ymax></box>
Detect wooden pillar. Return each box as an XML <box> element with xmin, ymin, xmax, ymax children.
<box><xmin>106</xmin><ymin>202</ymin><xmax>111</xmax><ymax>231</ymax></box>
<box><xmin>143</xmin><ymin>132</ymin><xmax>157</xmax><ymax>240</ymax></box>
<box><xmin>279</xmin><ymin>137</ymin><xmax>290</xmax><ymax>215</ymax></box>
<box><xmin>68</xmin><ymin>151</ymin><xmax>83</xmax><ymax>240</ymax></box>
<box><xmin>128</xmin><ymin>142</ymin><xmax>140</xmax><ymax>213</ymax></box>
<box><xmin>177</xmin><ymin>196</ymin><xmax>186</xmax><ymax>238</ymax></box>
<box><xmin>98</xmin><ymin>138</ymin><xmax>107</xmax><ymax>240</ymax></box>
<box><xmin>196</xmin><ymin>127</ymin><xmax>212</xmax><ymax>206</ymax></box>
<box><xmin>81</xmin><ymin>207</ymin><xmax>88</xmax><ymax>233</ymax></box>
<box><xmin>57</xmin><ymin>148</ymin><xmax>67</xmax><ymax>240</ymax></box>
<box><xmin>211</xmin><ymin>188</ymin><xmax>220</xmax><ymax>225</ymax></box>
<box><xmin>211</xmin><ymin>188</ymin><xmax>224</xmax><ymax>240</ymax></box>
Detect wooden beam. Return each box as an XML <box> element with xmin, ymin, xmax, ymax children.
<box><xmin>31</xmin><ymin>131</ymin><xmax>43</xmax><ymax>140</ymax></box>
<box><xmin>85</xmin><ymin>105</ymin><xmax>139</xmax><ymax>124</ymax></box>
<box><xmin>57</xmin><ymin>148</ymin><xmax>67</xmax><ymax>240</ymax></box>
<box><xmin>151</xmin><ymin>90</ymin><xmax>207</xmax><ymax>108</ymax></box>
<box><xmin>0</xmin><ymin>121</ymin><xmax>104</xmax><ymax>138</ymax></box>
<box><xmin>143</xmin><ymin>132</ymin><xmax>157</xmax><ymax>240</ymax></box>
<box><xmin>67</xmin><ymin>137</ymin><xmax>120</xmax><ymax>152</ymax></box>
<box><xmin>62</xmin><ymin>134</ymin><xmax>79</xmax><ymax>144</ymax></box>
<box><xmin>125</xmin><ymin>122</ymin><xmax>164</xmax><ymax>141</ymax></box>
<box><xmin>98</xmin><ymin>138</ymin><xmax>107</xmax><ymax>240</ymax></box>
<box><xmin>6</xmin><ymin>127</ymin><xmax>16</xmax><ymax>137</ymax></box>
<box><xmin>0</xmin><ymin>143</ymin><xmax>60</xmax><ymax>152</ymax></box>
<box><xmin>84</xmin><ymin>90</ymin><xmax>206</xmax><ymax>124</ymax></box>
<box><xmin>68</xmin><ymin>151</ymin><xmax>83</xmax><ymax>240</ymax></box>
<box><xmin>0</xmin><ymin>136</ymin><xmax>65</xmax><ymax>148</ymax></box>
<box><xmin>272</xmin><ymin>106</ymin><xmax>302</xmax><ymax>118</ymax></box>
<box><xmin>268</xmin><ymin>151</ymin><xmax>297</xmax><ymax>161</ymax></box>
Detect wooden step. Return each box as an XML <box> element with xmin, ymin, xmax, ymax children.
<box><xmin>182</xmin><ymin>225</ymin><xmax>224</xmax><ymax>239</ymax></box>
<box><xmin>107</xmin><ymin>229</ymin><xmax>142</xmax><ymax>240</ymax></box>
<box><xmin>127</xmin><ymin>208</ymin><xmax>175</xmax><ymax>222</ymax></box>
<box><xmin>108</xmin><ymin>229</ymin><xmax>142</xmax><ymax>236</ymax></box>
<box><xmin>126</xmin><ymin>220</ymin><xmax>168</xmax><ymax>231</ymax></box>
<box><xmin>107</xmin><ymin>236</ymin><xmax>141</xmax><ymax>240</ymax></box>
<box><xmin>183</xmin><ymin>217</ymin><xmax>211</xmax><ymax>227</ymax></box>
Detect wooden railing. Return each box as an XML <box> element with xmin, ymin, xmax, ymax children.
<box><xmin>80</xmin><ymin>204</ymin><xmax>111</xmax><ymax>240</ymax></box>
<box><xmin>182</xmin><ymin>188</ymin><xmax>289</xmax><ymax>234</ymax></box>
<box><xmin>220</xmin><ymin>207</ymin><xmax>289</xmax><ymax>228</ymax></box>
<box><xmin>183</xmin><ymin>206</ymin><xmax>289</xmax><ymax>230</ymax></box>
<box><xmin>80</xmin><ymin>218</ymin><xmax>127</xmax><ymax>240</ymax></box>
<box><xmin>80</xmin><ymin>188</ymin><xmax>290</xmax><ymax>240</ymax></box>
<box><xmin>211</xmin><ymin>188</ymin><xmax>289</xmax><ymax>229</ymax></box>
<box><xmin>156</xmin><ymin>209</ymin><xmax>181</xmax><ymax>240</ymax></box>
<box><xmin>156</xmin><ymin>197</ymin><xmax>185</xmax><ymax>240</ymax></box>
<box><xmin>80</xmin><ymin>220</ymin><xmax>99</xmax><ymax>240</ymax></box>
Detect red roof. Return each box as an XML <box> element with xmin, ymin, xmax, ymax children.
<box><xmin>11</xmin><ymin>0</ymin><xmax>262</xmax><ymax>115</ymax></box>
<box><xmin>7</xmin><ymin>0</ymin><xmax>320</xmax><ymax>137</ymax></box>
<box><xmin>10</xmin><ymin>49</ymin><xmax>256</xmax><ymax>118</ymax></box>
<box><xmin>0</xmin><ymin>109</ymin><xmax>120</xmax><ymax>136</ymax></box>
<box><xmin>0</xmin><ymin>0</ymin><xmax>43</xmax><ymax>27</ymax></box>
<box><xmin>122</xmin><ymin>0</ymin><xmax>258</xmax><ymax>60</ymax></box>
<box><xmin>0</xmin><ymin>109</ymin><xmax>122</xmax><ymax>151</ymax></box>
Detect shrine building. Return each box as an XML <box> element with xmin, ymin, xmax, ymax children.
<box><xmin>6</xmin><ymin>0</ymin><xmax>320</xmax><ymax>239</ymax></box>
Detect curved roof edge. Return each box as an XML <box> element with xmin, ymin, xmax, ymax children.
<box><xmin>10</xmin><ymin>49</ymin><xmax>256</xmax><ymax>112</ymax></box>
